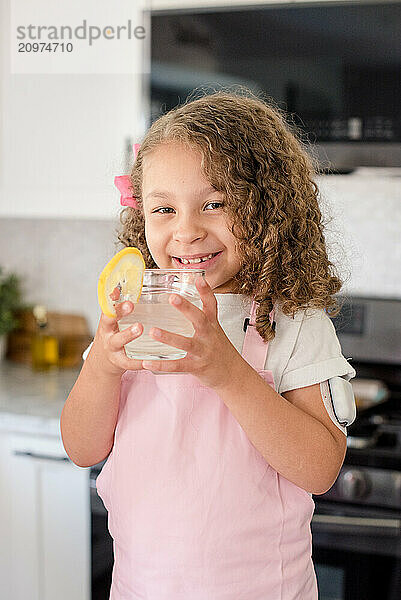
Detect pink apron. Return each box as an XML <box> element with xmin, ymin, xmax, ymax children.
<box><xmin>96</xmin><ymin>300</ymin><xmax>318</xmax><ymax>599</ymax></box>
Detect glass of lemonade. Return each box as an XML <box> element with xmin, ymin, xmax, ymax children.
<box><xmin>116</xmin><ymin>269</ymin><xmax>205</xmax><ymax>360</ymax></box>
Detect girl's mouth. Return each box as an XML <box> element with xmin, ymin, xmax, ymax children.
<box><xmin>172</xmin><ymin>251</ymin><xmax>222</xmax><ymax>270</ymax></box>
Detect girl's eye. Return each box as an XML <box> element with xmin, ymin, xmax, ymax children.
<box><xmin>205</xmin><ymin>201</ymin><xmax>223</xmax><ymax>210</ymax></box>
<box><xmin>152</xmin><ymin>206</ymin><xmax>172</xmax><ymax>215</ymax></box>
<box><xmin>152</xmin><ymin>202</ymin><xmax>223</xmax><ymax>214</ymax></box>
<box><xmin>152</xmin><ymin>207</ymin><xmax>173</xmax><ymax>214</ymax></box>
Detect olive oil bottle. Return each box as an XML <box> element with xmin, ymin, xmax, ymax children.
<box><xmin>31</xmin><ymin>305</ymin><xmax>59</xmax><ymax>370</ymax></box>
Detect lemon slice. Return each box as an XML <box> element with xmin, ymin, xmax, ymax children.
<box><xmin>97</xmin><ymin>247</ymin><xmax>145</xmax><ymax>318</ymax></box>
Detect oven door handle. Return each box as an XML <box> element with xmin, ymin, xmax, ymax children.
<box><xmin>312</xmin><ymin>514</ymin><xmax>401</xmax><ymax>536</ymax></box>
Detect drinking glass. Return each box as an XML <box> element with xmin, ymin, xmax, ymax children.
<box><xmin>116</xmin><ymin>269</ymin><xmax>205</xmax><ymax>360</ymax></box>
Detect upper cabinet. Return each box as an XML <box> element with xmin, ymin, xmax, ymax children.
<box><xmin>149</xmin><ymin>0</ymin><xmax>338</xmax><ymax>9</ymax></box>
<box><xmin>0</xmin><ymin>0</ymin><xmax>150</xmax><ymax>219</ymax></box>
<box><xmin>150</xmin><ymin>1</ymin><xmax>282</xmax><ymax>9</ymax></box>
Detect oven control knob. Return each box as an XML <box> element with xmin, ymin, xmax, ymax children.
<box><xmin>338</xmin><ymin>469</ymin><xmax>370</xmax><ymax>500</ymax></box>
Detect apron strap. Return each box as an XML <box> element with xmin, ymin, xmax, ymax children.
<box><xmin>241</xmin><ymin>300</ymin><xmax>275</xmax><ymax>371</ymax></box>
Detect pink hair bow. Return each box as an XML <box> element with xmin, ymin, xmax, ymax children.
<box><xmin>114</xmin><ymin>143</ymin><xmax>141</xmax><ymax>208</ymax></box>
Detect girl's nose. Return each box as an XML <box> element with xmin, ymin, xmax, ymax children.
<box><xmin>173</xmin><ymin>216</ymin><xmax>207</xmax><ymax>244</ymax></box>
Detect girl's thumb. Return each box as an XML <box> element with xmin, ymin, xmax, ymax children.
<box><xmin>110</xmin><ymin>286</ymin><xmax>133</xmax><ymax>320</ymax></box>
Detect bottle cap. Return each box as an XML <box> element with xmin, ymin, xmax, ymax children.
<box><xmin>33</xmin><ymin>305</ymin><xmax>48</xmax><ymax>327</ymax></box>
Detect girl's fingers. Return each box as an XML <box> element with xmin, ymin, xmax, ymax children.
<box><xmin>109</xmin><ymin>322</ymin><xmax>143</xmax><ymax>352</ymax></box>
<box><xmin>195</xmin><ymin>276</ymin><xmax>218</xmax><ymax>321</ymax></box>
<box><xmin>168</xmin><ymin>294</ymin><xmax>206</xmax><ymax>333</ymax></box>
<box><xmin>168</xmin><ymin>278</ymin><xmax>217</xmax><ymax>332</ymax></box>
<box><xmin>99</xmin><ymin>302</ymin><xmax>134</xmax><ymax>338</ymax></box>
<box><xmin>108</xmin><ymin>323</ymin><xmax>146</xmax><ymax>371</ymax></box>
<box><xmin>100</xmin><ymin>288</ymin><xmax>133</xmax><ymax>324</ymax></box>
<box><xmin>109</xmin><ymin>286</ymin><xmax>120</xmax><ymax>301</ymax></box>
<box><xmin>115</xmin><ymin>299</ymin><xmax>134</xmax><ymax>321</ymax></box>
<box><xmin>118</xmin><ymin>356</ymin><xmax>145</xmax><ymax>371</ymax></box>
<box><xmin>99</xmin><ymin>311</ymin><xmax>119</xmax><ymax>331</ymax></box>
<box><xmin>108</xmin><ymin>286</ymin><xmax>134</xmax><ymax>321</ymax></box>
<box><xmin>142</xmin><ymin>357</ymin><xmax>189</xmax><ymax>373</ymax></box>
<box><xmin>149</xmin><ymin>326</ymin><xmax>193</xmax><ymax>353</ymax></box>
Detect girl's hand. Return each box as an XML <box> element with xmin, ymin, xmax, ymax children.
<box><xmin>91</xmin><ymin>287</ymin><xmax>145</xmax><ymax>377</ymax></box>
<box><xmin>142</xmin><ymin>277</ymin><xmax>243</xmax><ymax>390</ymax></box>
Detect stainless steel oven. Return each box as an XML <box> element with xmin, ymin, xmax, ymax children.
<box><xmin>90</xmin><ymin>463</ymin><xmax>113</xmax><ymax>600</ymax></box>
<box><xmin>312</xmin><ymin>468</ymin><xmax>401</xmax><ymax>599</ymax></box>
<box><xmin>311</xmin><ymin>297</ymin><xmax>401</xmax><ymax>600</ymax></box>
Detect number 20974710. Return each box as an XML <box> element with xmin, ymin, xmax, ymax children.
<box><xmin>18</xmin><ymin>42</ymin><xmax>73</xmax><ymax>53</ymax></box>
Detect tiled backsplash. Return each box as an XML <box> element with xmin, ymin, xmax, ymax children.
<box><xmin>316</xmin><ymin>169</ymin><xmax>401</xmax><ymax>301</ymax></box>
<box><xmin>0</xmin><ymin>218</ymin><xmax>121</xmax><ymax>337</ymax></box>
<box><xmin>0</xmin><ymin>170</ymin><xmax>400</xmax><ymax>337</ymax></box>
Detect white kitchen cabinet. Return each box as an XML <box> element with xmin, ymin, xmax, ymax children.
<box><xmin>0</xmin><ymin>431</ymin><xmax>90</xmax><ymax>600</ymax></box>
<box><xmin>0</xmin><ymin>0</ymin><xmax>150</xmax><ymax>219</ymax></box>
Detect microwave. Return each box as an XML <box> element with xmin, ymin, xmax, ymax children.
<box><xmin>149</xmin><ymin>1</ymin><xmax>401</xmax><ymax>171</ymax></box>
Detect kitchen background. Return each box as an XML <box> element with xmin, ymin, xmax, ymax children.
<box><xmin>1</xmin><ymin>1</ymin><xmax>401</xmax><ymax>600</ymax></box>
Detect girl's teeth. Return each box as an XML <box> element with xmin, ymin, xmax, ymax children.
<box><xmin>181</xmin><ymin>253</ymin><xmax>215</xmax><ymax>264</ymax></box>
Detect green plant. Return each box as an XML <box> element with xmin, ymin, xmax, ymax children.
<box><xmin>0</xmin><ymin>266</ymin><xmax>24</xmax><ymax>336</ymax></box>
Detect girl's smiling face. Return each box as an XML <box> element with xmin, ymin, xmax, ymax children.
<box><xmin>141</xmin><ymin>141</ymin><xmax>242</xmax><ymax>293</ymax></box>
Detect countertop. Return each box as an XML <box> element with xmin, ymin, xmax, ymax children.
<box><xmin>0</xmin><ymin>360</ymin><xmax>81</xmax><ymax>436</ymax></box>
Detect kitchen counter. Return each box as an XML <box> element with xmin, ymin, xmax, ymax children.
<box><xmin>0</xmin><ymin>360</ymin><xmax>81</xmax><ymax>436</ymax></box>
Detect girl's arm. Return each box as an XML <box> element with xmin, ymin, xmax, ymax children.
<box><xmin>61</xmin><ymin>293</ymin><xmax>144</xmax><ymax>467</ymax></box>
<box><xmin>214</xmin><ymin>363</ymin><xmax>346</xmax><ymax>495</ymax></box>
<box><xmin>60</xmin><ymin>347</ymin><xmax>123</xmax><ymax>467</ymax></box>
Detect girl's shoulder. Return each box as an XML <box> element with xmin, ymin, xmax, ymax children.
<box><xmin>273</xmin><ymin>303</ymin><xmax>335</xmax><ymax>334</ymax></box>
<box><xmin>269</xmin><ymin>303</ymin><xmax>355</xmax><ymax>394</ymax></box>
<box><xmin>271</xmin><ymin>303</ymin><xmax>343</xmax><ymax>362</ymax></box>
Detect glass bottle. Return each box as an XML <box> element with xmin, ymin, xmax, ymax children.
<box><xmin>31</xmin><ymin>305</ymin><xmax>59</xmax><ymax>371</ymax></box>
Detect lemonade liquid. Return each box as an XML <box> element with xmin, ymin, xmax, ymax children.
<box><xmin>118</xmin><ymin>293</ymin><xmax>202</xmax><ymax>360</ymax></box>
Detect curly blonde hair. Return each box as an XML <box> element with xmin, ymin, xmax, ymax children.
<box><xmin>116</xmin><ymin>89</ymin><xmax>342</xmax><ymax>342</ymax></box>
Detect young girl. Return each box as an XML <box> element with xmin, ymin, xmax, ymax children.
<box><xmin>61</xmin><ymin>91</ymin><xmax>356</xmax><ymax>599</ymax></box>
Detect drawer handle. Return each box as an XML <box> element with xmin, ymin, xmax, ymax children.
<box><xmin>313</xmin><ymin>514</ymin><xmax>401</xmax><ymax>531</ymax></box>
<box><xmin>13</xmin><ymin>450</ymin><xmax>69</xmax><ymax>462</ymax></box>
